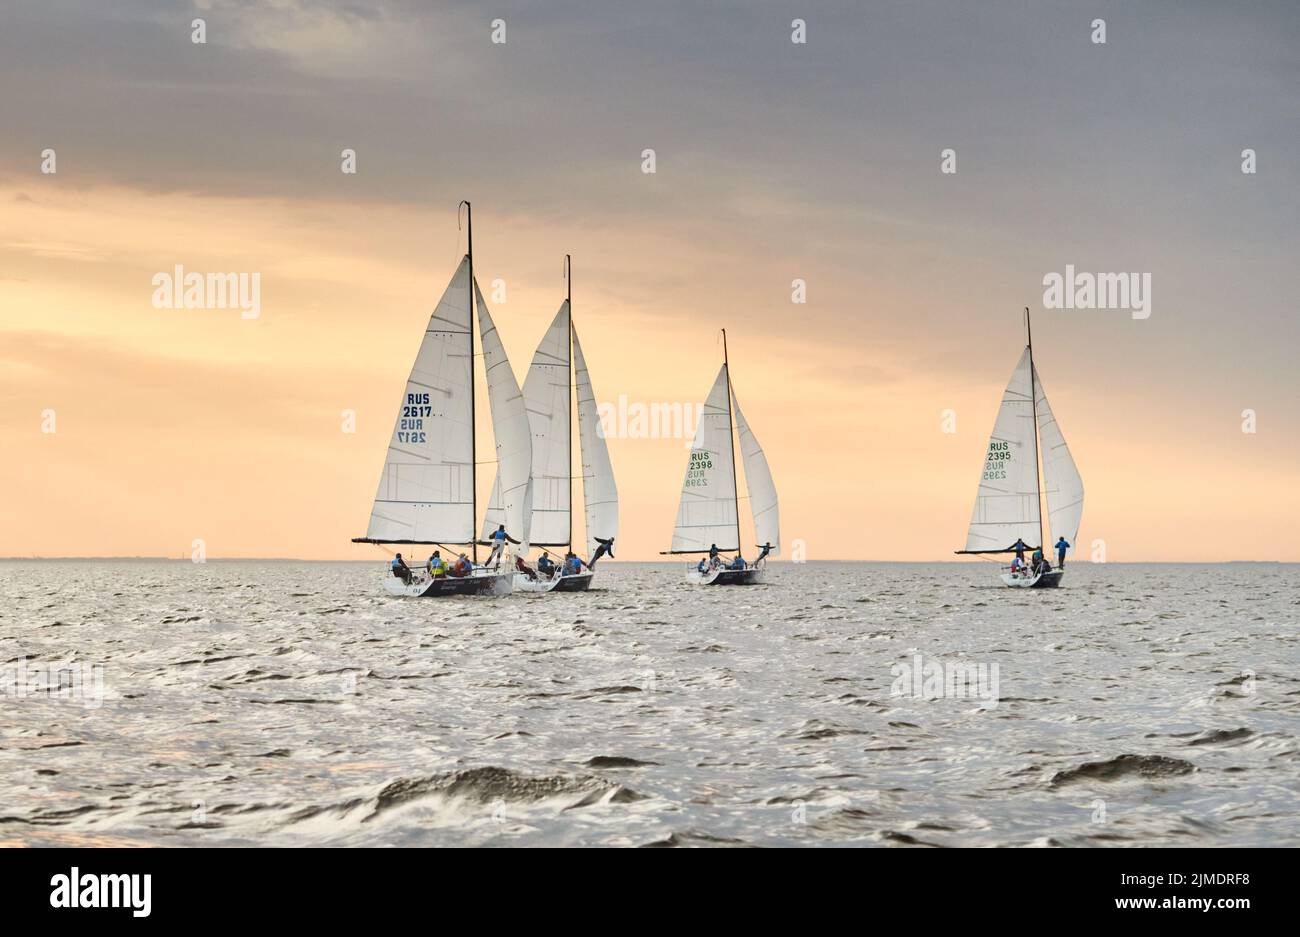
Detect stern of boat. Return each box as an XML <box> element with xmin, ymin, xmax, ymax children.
<box><xmin>552</xmin><ymin>571</ymin><xmax>595</xmax><ymax>592</ymax></box>
<box><xmin>1032</xmin><ymin>570</ymin><xmax>1064</xmax><ymax>588</ymax></box>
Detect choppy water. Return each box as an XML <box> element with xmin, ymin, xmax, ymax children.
<box><xmin>1</xmin><ymin>560</ymin><xmax>1296</xmax><ymax>847</ymax></box>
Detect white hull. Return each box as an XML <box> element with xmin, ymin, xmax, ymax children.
<box><xmin>1000</xmin><ymin>569</ymin><xmax>1064</xmax><ymax>589</ymax></box>
<box><xmin>513</xmin><ymin>571</ymin><xmax>562</xmax><ymax>593</ymax></box>
<box><xmin>381</xmin><ymin>567</ymin><xmax>513</xmax><ymax>597</ymax></box>
<box><xmin>515</xmin><ymin>569</ymin><xmax>596</xmax><ymax>593</ymax></box>
<box><xmin>686</xmin><ymin>566</ymin><xmax>723</xmax><ymax>585</ymax></box>
<box><xmin>1001</xmin><ymin>571</ymin><xmax>1040</xmax><ymax>588</ymax></box>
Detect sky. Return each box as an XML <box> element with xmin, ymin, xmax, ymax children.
<box><xmin>1</xmin><ymin>0</ymin><xmax>1297</xmax><ymax>562</ymax></box>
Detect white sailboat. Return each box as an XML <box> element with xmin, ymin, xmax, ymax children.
<box><xmin>662</xmin><ymin>331</ymin><xmax>779</xmax><ymax>584</ymax></box>
<box><xmin>956</xmin><ymin>309</ymin><xmax>1084</xmax><ymax>588</ymax></box>
<box><xmin>482</xmin><ymin>256</ymin><xmax>619</xmax><ymax>593</ymax></box>
<box><xmin>353</xmin><ymin>202</ymin><xmax>533</xmax><ymax>597</ymax></box>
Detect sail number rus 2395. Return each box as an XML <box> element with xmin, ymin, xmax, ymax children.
<box><xmin>982</xmin><ymin>440</ymin><xmax>1011</xmax><ymax>481</ymax></box>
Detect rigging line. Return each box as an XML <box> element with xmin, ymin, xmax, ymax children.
<box><xmin>1026</xmin><ymin>306</ymin><xmax>1046</xmax><ymax>548</ymax></box>
<box><xmin>460</xmin><ymin>199</ymin><xmax>477</xmax><ymax>567</ymax></box>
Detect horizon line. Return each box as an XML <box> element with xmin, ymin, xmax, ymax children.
<box><xmin>0</xmin><ymin>557</ymin><xmax>1289</xmax><ymax>565</ymax></box>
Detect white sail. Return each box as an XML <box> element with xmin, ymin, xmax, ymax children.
<box><xmin>475</xmin><ymin>280</ymin><xmax>533</xmax><ymax>555</ymax></box>
<box><xmin>670</xmin><ymin>365</ymin><xmax>739</xmax><ymax>552</ymax></box>
<box><xmin>364</xmin><ymin>257</ymin><xmax>474</xmax><ymax>543</ymax></box>
<box><xmin>1033</xmin><ymin>366</ymin><xmax>1084</xmax><ymax>554</ymax></box>
<box><xmin>572</xmin><ymin>324</ymin><xmax>618</xmax><ymax>556</ymax></box>
<box><xmin>482</xmin><ymin>304</ymin><xmax>571</xmax><ymax>546</ymax></box>
<box><xmin>732</xmin><ymin>391</ymin><xmax>779</xmax><ymax>554</ymax></box>
<box><xmin>964</xmin><ymin>347</ymin><xmax>1042</xmax><ymax>551</ymax></box>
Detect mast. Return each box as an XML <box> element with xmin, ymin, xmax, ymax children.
<box><xmin>462</xmin><ymin>200</ymin><xmax>477</xmax><ymax>565</ymax></box>
<box><xmin>1025</xmin><ymin>306</ymin><xmax>1045</xmax><ymax>550</ymax></box>
<box><xmin>721</xmin><ymin>329</ymin><xmax>742</xmax><ymax>552</ymax></box>
<box><xmin>565</xmin><ymin>254</ymin><xmax>574</xmax><ymax>553</ymax></box>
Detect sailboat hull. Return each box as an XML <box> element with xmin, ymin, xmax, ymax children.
<box><xmin>713</xmin><ymin>568</ymin><xmax>762</xmax><ymax>585</ymax></box>
<box><xmin>513</xmin><ymin>572</ymin><xmax>562</xmax><ymax>593</ymax></box>
<box><xmin>552</xmin><ymin>571</ymin><xmax>595</xmax><ymax>592</ymax></box>
<box><xmin>686</xmin><ymin>566</ymin><xmax>763</xmax><ymax>585</ymax></box>
<box><xmin>382</xmin><ymin>569</ymin><xmax>513</xmax><ymax>597</ymax></box>
<box><xmin>512</xmin><ymin>570</ymin><xmax>595</xmax><ymax>592</ymax></box>
<box><xmin>1000</xmin><ymin>570</ymin><xmax>1064</xmax><ymax>589</ymax></box>
<box><xmin>1032</xmin><ymin>570</ymin><xmax>1063</xmax><ymax>588</ymax></box>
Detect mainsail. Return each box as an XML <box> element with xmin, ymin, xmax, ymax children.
<box><xmin>964</xmin><ymin>348</ymin><xmax>1043</xmax><ymax>551</ymax></box>
<box><xmin>733</xmin><ymin>393</ymin><xmax>779</xmax><ymax>553</ymax></box>
<box><xmin>1033</xmin><ymin>367</ymin><xmax>1084</xmax><ymax>554</ymax></box>
<box><xmin>475</xmin><ymin>281</ymin><xmax>533</xmax><ymax>555</ymax></box>
<box><xmin>573</xmin><ymin>325</ymin><xmax>619</xmax><ymax>556</ymax></box>
<box><xmin>482</xmin><ymin>303</ymin><xmax>570</xmax><ymax>546</ymax></box>
<box><xmin>363</xmin><ymin>257</ymin><xmax>474</xmax><ymax>543</ymax></box>
<box><xmin>669</xmin><ymin>365</ymin><xmax>739</xmax><ymax>552</ymax></box>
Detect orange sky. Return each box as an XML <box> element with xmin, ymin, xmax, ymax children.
<box><xmin>3</xmin><ymin>184</ymin><xmax>1296</xmax><ymax>562</ymax></box>
<box><xmin>2</xmin><ymin>3</ymin><xmax>1297</xmax><ymax>561</ymax></box>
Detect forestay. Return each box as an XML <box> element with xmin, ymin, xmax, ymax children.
<box><xmin>475</xmin><ymin>281</ymin><xmax>533</xmax><ymax>555</ymax></box>
<box><xmin>733</xmin><ymin>392</ymin><xmax>779</xmax><ymax>553</ymax></box>
<box><xmin>670</xmin><ymin>365</ymin><xmax>739</xmax><ymax>552</ymax></box>
<box><xmin>573</xmin><ymin>326</ymin><xmax>619</xmax><ymax>557</ymax></box>
<box><xmin>964</xmin><ymin>348</ymin><xmax>1042</xmax><ymax>551</ymax></box>
<box><xmin>1033</xmin><ymin>367</ymin><xmax>1084</xmax><ymax>553</ymax></box>
<box><xmin>364</xmin><ymin>257</ymin><xmax>474</xmax><ymax>543</ymax></box>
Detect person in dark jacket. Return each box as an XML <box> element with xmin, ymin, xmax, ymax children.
<box><xmin>590</xmin><ymin>536</ymin><xmax>615</xmax><ymax>566</ymax></box>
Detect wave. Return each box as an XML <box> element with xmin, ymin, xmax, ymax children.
<box><xmin>1050</xmin><ymin>754</ymin><xmax>1195</xmax><ymax>787</ymax></box>
<box><xmin>363</xmin><ymin>766</ymin><xmax>644</xmax><ymax>822</ymax></box>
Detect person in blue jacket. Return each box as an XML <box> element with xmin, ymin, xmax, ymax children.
<box><xmin>1055</xmin><ymin>536</ymin><xmax>1070</xmax><ymax>568</ymax></box>
<box><xmin>391</xmin><ymin>553</ymin><xmax>412</xmax><ymax>585</ymax></box>
<box><xmin>486</xmin><ymin>525</ymin><xmax>512</xmax><ymax>569</ymax></box>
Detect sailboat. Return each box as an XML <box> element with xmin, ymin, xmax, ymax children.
<box><xmin>662</xmin><ymin>331</ymin><xmax>779</xmax><ymax>584</ymax></box>
<box><xmin>352</xmin><ymin>202</ymin><xmax>533</xmax><ymax>597</ymax></box>
<box><xmin>955</xmin><ymin>309</ymin><xmax>1084</xmax><ymax>588</ymax></box>
<box><xmin>482</xmin><ymin>255</ymin><xmax>619</xmax><ymax>593</ymax></box>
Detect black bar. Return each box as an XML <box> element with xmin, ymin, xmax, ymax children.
<box><xmin>1</xmin><ymin>847</ymin><xmax>1279</xmax><ymax>923</ymax></box>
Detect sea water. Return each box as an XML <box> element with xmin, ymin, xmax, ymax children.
<box><xmin>1</xmin><ymin>560</ymin><xmax>1295</xmax><ymax>847</ymax></box>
